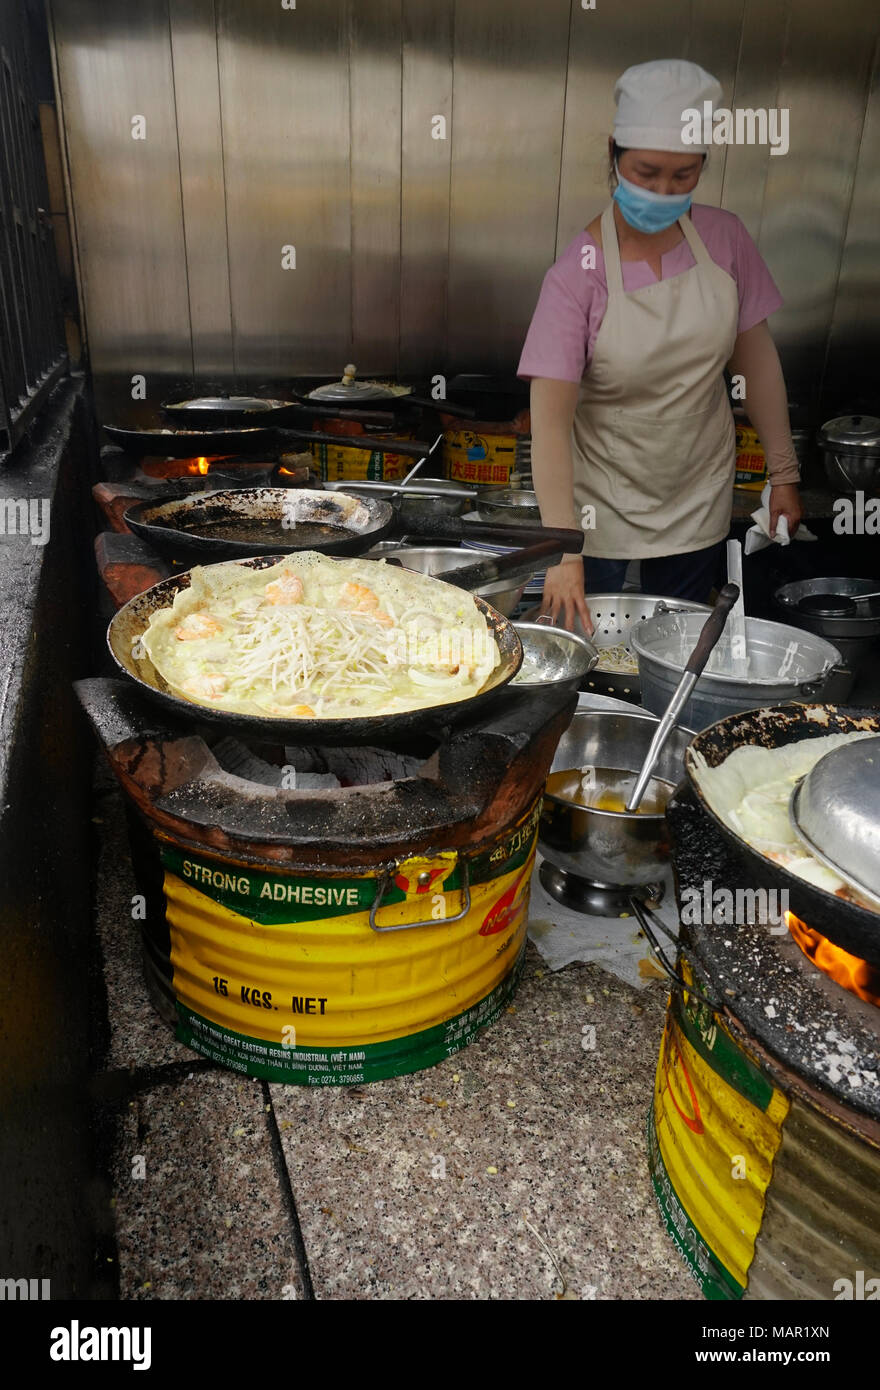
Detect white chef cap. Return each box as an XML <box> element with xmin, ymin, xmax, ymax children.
<box><xmin>613</xmin><ymin>59</ymin><xmax>722</xmax><ymax>154</ymax></box>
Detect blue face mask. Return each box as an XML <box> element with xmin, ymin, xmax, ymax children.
<box><xmin>612</xmin><ymin>163</ymin><xmax>693</xmax><ymax>234</ymax></box>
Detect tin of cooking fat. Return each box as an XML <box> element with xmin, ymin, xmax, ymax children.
<box><xmin>376</xmin><ymin>545</ymin><xmax>526</xmax><ymax>617</ymax></box>
<box><xmin>539</xmin><ymin>710</ymin><xmax>693</xmax><ymax>887</ymax></box>
<box><xmin>632</xmin><ymin>613</ymin><xmax>845</xmax><ymax>730</ymax></box>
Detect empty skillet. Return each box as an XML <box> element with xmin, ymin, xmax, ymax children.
<box><xmin>123</xmin><ymin>488</ymin><xmax>396</xmax><ymax>563</ymax></box>
<box><xmin>107</xmin><ymin>554</ymin><xmax>523</xmax><ymax>746</ymax></box>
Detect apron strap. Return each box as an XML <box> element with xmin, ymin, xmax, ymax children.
<box><xmin>602</xmin><ymin>203</ymin><xmax>716</xmax><ymax>293</ymax></box>
<box><xmin>600</xmin><ymin>204</ymin><xmax>624</xmax><ymax>297</ymax></box>
<box><xmin>678</xmin><ymin>212</ymin><xmax>714</xmax><ymax>270</ymax></box>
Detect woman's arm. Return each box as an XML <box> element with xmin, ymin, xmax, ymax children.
<box><xmin>727</xmin><ymin>320</ymin><xmax>802</xmax><ymax>537</ymax></box>
<box><xmin>530</xmin><ymin>376</ymin><xmax>594</xmax><ymax>633</ymax></box>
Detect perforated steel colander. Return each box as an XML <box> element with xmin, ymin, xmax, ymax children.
<box><xmin>580</xmin><ymin>593</ymin><xmax>711</xmax><ymax>702</ymax></box>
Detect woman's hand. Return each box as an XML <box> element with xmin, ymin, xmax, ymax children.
<box><xmin>769</xmin><ymin>483</ymin><xmax>802</xmax><ymax>539</ymax></box>
<box><xmin>541</xmin><ymin>558</ymin><xmax>595</xmax><ymax>635</ymax></box>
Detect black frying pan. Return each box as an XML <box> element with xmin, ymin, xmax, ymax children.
<box><xmin>123</xmin><ymin>488</ymin><xmax>396</xmax><ymax>564</ymax></box>
<box><xmin>684</xmin><ymin>702</ymin><xmax>880</xmax><ymax>966</ymax></box>
<box><xmin>103</xmin><ymin>423</ymin><xmax>436</xmax><ymax>460</ymax></box>
<box><xmin>107</xmin><ymin>554</ymin><xmax>523</xmax><ymax>745</ymax></box>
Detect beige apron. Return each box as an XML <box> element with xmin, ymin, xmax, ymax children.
<box><xmin>573</xmin><ymin>203</ymin><xmax>740</xmax><ymax>559</ymax></box>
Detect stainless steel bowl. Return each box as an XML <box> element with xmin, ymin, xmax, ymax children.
<box><xmin>512</xmin><ymin>621</ymin><xmax>598</xmax><ymax>690</ymax></box>
<box><xmin>475</xmin><ymin>489</ymin><xmax>541</xmax><ymax>524</ymax></box>
<box><xmin>375</xmin><ymin>545</ymin><xmax>526</xmax><ymax>616</ymax></box>
<box><xmin>790</xmin><ymin>735</ymin><xmax>880</xmax><ymax>909</ymax></box>
<box><xmin>539</xmin><ymin>710</ymin><xmax>693</xmax><ymax>888</ymax></box>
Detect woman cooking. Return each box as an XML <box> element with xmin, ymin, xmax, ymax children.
<box><xmin>518</xmin><ymin>59</ymin><xmax>802</xmax><ymax>632</ymax></box>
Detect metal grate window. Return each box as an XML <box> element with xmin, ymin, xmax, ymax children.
<box><xmin>0</xmin><ymin>1</ymin><xmax>66</xmax><ymax>457</ymax></box>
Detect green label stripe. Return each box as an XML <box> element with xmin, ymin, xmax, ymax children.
<box><xmin>673</xmin><ymin>989</ymin><xmax>774</xmax><ymax>1114</ymax></box>
<box><xmin>160</xmin><ymin>799</ymin><xmax>540</xmax><ymax>926</ymax></box>
<box><xmin>174</xmin><ymin>947</ymin><xmax>525</xmax><ymax>1085</ymax></box>
<box><xmin>647</xmin><ymin>1105</ymin><xmax>745</xmax><ymax>1302</ymax></box>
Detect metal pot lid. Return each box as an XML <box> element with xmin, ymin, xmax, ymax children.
<box><xmin>790</xmin><ymin>736</ymin><xmax>880</xmax><ymax>909</ymax></box>
<box><xmin>307</xmin><ymin>363</ymin><xmax>395</xmax><ymax>403</ymax></box>
<box><xmin>165</xmin><ymin>395</ymin><xmax>289</xmax><ymax>413</ymax></box>
<box><xmin>817</xmin><ymin>414</ymin><xmax>880</xmax><ymax>451</ymax></box>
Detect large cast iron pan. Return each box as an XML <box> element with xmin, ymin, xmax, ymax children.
<box><xmin>103</xmin><ymin>423</ymin><xmax>435</xmax><ymax>460</ymax></box>
<box><xmin>684</xmin><ymin>702</ymin><xmax>880</xmax><ymax>965</ymax></box>
<box><xmin>159</xmin><ymin>393</ymin><xmax>406</xmax><ymax>430</ymax></box>
<box><xmin>123</xmin><ymin>488</ymin><xmax>396</xmax><ymax>563</ymax></box>
<box><xmin>107</xmin><ymin>554</ymin><xmax>524</xmax><ymax>745</ymax></box>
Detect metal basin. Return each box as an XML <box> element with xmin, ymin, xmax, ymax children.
<box><xmin>512</xmin><ymin>621</ymin><xmax>598</xmax><ymax>692</ymax></box>
<box><xmin>375</xmin><ymin>545</ymin><xmax>526</xmax><ymax>616</ymax></box>
<box><xmin>632</xmin><ymin>612</ymin><xmax>844</xmax><ymax>731</ymax></box>
<box><xmin>539</xmin><ymin>710</ymin><xmax>693</xmax><ymax>887</ymax></box>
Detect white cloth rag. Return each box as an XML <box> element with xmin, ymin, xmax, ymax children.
<box><xmin>744</xmin><ymin>482</ymin><xmax>817</xmax><ymax>555</ymax></box>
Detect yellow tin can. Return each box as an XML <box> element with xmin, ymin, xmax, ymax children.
<box><xmin>154</xmin><ymin>796</ymin><xmax>542</xmax><ymax>1084</ymax></box>
<box><xmin>734</xmin><ymin>424</ymin><xmax>767</xmax><ymax>490</ymax></box>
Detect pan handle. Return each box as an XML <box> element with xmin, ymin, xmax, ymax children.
<box><xmin>273</xmin><ymin>428</ymin><xmax>433</xmax><ymax>459</ymax></box>
<box><xmin>627</xmin><ymin>896</ymin><xmax>724</xmax><ymax>1011</ymax></box>
<box><xmin>439</xmin><ymin>540</ymin><xmax>569</xmax><ymax>592</ymax></box>
<box><xmin>369</xmin><ymin>860</ymin><xmax>471</xmax><ymax>933</ymax></box>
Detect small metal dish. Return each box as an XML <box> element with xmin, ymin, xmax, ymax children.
<box><xmin>512</xmin><ymin>620</ymin><xmax>598</xmax><ymax>689</ymax></box>
<box><xmin>790</xmin><ymin>735</ymin><xmax>880</xmax><ymax>910</ymax></box>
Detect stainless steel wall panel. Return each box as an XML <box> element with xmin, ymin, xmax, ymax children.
<box><xmin>168</xmin><ymin>0</ymin><xmax>233</xmax><ymax>381</ymax></box>
<box><xmin>47</xmin><ymin>0</ymin><xmax>880</xmax><ymax>425</ymax></box>
<box><xmin>557</xmin><ymin>1</ymin><xmax>696</xmax><ymax>255</ymax></box>
<box><xmin>757</xmin><ymin>0</ymin><xmax>877</xmax><ymax>410</ymax></box>
<box><xmin>446</xmin><ymin>0</ymin><xmax>570</xmax><ymax>370</ymax></box>
<box><xmin>824</xmin><ymin>36</ymin><xmax>880</xmax><ymax>411</ymax></box>
<box><xmin>349</xmin><ymin>1</ymin><xmax>402</xmax><ymax>374</ymax></box>
<box><xmin>680</xmin><ymin>1</ymin><xmax>747</xmax><ymax>210</ymax></box>
<box><xmin>399</xmin><ymin>0</ymin><xmax>453</xmax><ymax>374</ymax></box>
<box><xmin>49</xmin><ymin>0</ymin><xmax>192</xmax><ymax>408</ymax></box>
<box><xmin>719</xmin><ymin>0</ymin><xmax>789</xmax><ymax>245</ymax></box>
<box><xmin>216</xmin><ymin>0</ymin><xmax>351</xmax><ymax>378</ymax></box>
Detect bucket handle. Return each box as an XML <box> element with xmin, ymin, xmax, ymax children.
<box><xmin>369</xmin><ymin>860</ymin><xmax>472</xmax><ymax>933</ymax></box>
<box><xmin>799</xmin><ymin>661</ymin><xmax>850</xmax><ymax>699</ymax></box>
<box><xmin>627</xmin><ymin>896</ymin><xmax>724</xmax><ymax>1012</ymax></box>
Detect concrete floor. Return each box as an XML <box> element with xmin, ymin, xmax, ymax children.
<box><xmin>91</xmin><ymin>771</ymin><xmax>697</xmax><ymax>1302</ymax></box>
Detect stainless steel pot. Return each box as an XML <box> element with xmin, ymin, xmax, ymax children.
<box><xmin>632</xmin><ymin>612</ymin><xmax>846</xmax><ymax>730</ymax></box>
<box><xmin>774</xmin><ymin>576</ymin><xmax>880</xmax><ymax>697</ymax></box>
<box><xmin>818</xmin><ymin>414</ymin><xmax>880</xmax><ymax>495</ymax></box>
<box><xmin>539</xmin><ymin>710</ymin><xmax>693</xmax><ymax>888</ymax></box>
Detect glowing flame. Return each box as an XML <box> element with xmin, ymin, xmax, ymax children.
<box><xmin>786</xmin><ymin>911</ymin><xmax>880</xmax><ymax>1007</ymax></box>
<box><xmin>196</xmin><ymin>456</ymin><xmax>209</xmax><ymax>474</ymax></box>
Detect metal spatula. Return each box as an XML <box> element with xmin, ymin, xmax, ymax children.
<box><xmin>625</xmin><ymin>583</ymin><xmax>740</xmax><ymax>812</ymax></box>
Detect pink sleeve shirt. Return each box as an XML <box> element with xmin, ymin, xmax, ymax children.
<box><xmin>517</xmin><ymin>204</ymin><xmax>783</xmax><ymax>382</ymax></box>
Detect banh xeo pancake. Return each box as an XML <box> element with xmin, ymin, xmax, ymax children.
<box><xmin>690</xmin><ymin>732</ymin><xmax>877</xmax><ymax>909</ymax></box>
<box><xmin>140</xmin><ymin>551</ymin><xmax>500</xmax><ymax>719</ymax></box>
